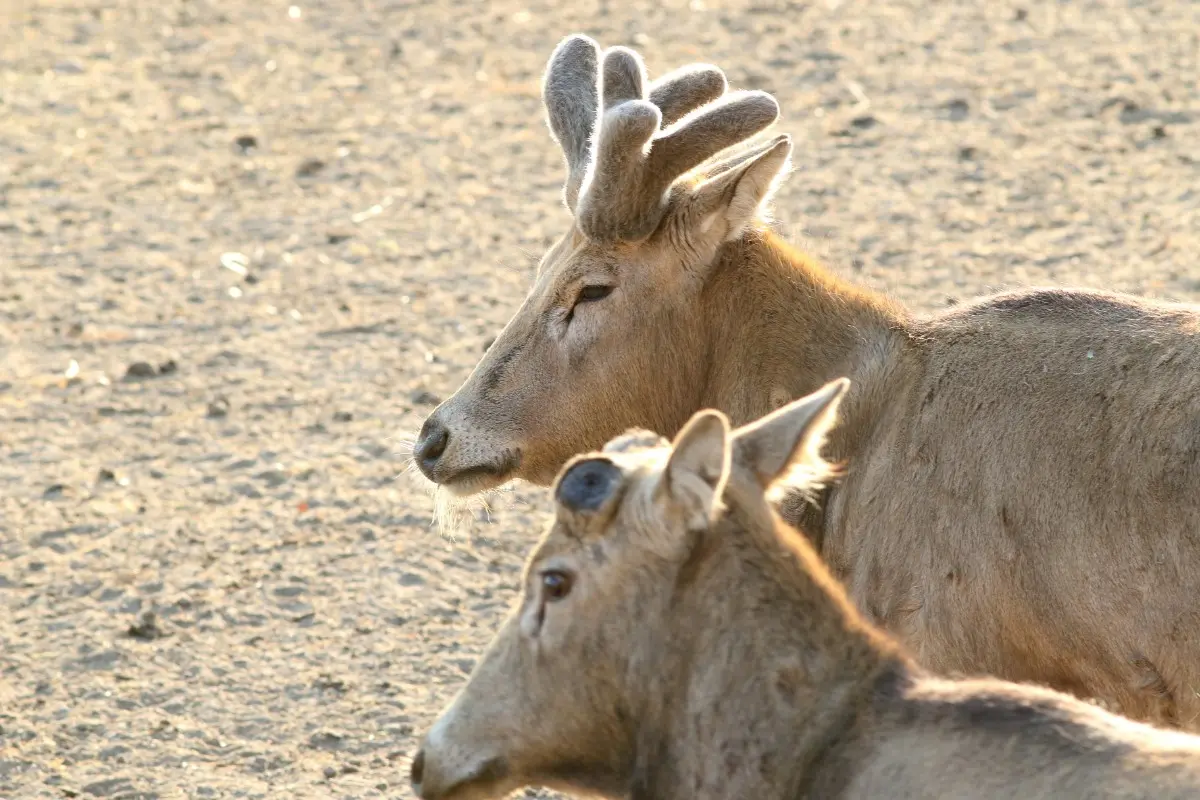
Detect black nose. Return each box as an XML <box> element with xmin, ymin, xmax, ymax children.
<box><xmin>415</xmin><ymin>417</ymin><xmax>450</xmax><ymax>477</ymax></box>
<box><xmin>410</xmin><ymin>748</ymin><xmax>425</xmax><ymax>788</ymax></box>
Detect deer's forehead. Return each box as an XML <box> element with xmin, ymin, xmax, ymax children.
<box><xmin>529</xmin><ymin>528</ymin><xmax>582</xmax><ymax>563</ymax></box>
<box><xmin>534</xmin><ymin>500</ymin><xmax>657</xmax><ymax>571</ymax></box>
<box><xmin>599</xmin><ymin>456</ymin><xmax>671</xmax><ymax>532</ymax></box>
<box><xmin>546</xmin><ymin>248</ymin><xmax>617</xmax><ymax>281</ymax></box>
<box><xmin>603</xmin><ymin>434</ymin><xmax>672</xmax><ymax>478</ymax></box>
<box><xmin>529</xmin><ymin>522</ymin><xmax>619</xmax><ymax>573</ymax></box>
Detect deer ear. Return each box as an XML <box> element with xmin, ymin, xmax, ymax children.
<box><xmin>664</xmin><ymin>410</ymin><xmax>731</xmax><ymax>530</ymax></box>
<box><xmin>690</xmin><ymin>134</ymin><xmax>792</xmax><ymax>243</ymax></box>
<box><xmin>731</xmin><ymin>378</ymin><xmax>849</xmax><ymax>488</ymax></box>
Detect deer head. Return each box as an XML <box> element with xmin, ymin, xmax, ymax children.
<box><xmin>410</xmin><ymin>380</ymin><xmax>852</xmax><ymax>800</ymax></box>
<box><xmin>413</xmin><ymin>34</ymin><xmax>791</xmax><ymax>499</ymax></box>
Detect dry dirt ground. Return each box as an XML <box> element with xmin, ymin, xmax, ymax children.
<box><xmin>1</xmin><ymin>0</ymin><xmax>1198</xmax><ymax>797</ymax></box>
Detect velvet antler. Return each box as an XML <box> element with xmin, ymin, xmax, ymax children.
<box><xmin>580</xmin><ymin>47</ymin><xmax>779</xmax><ymax>242</ymax></box>
<box><xmin>542</xmin><ymin>35</ymin><xmax>779</xmax><ymax>242</ymax></box>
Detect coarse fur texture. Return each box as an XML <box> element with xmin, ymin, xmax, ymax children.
<box><xmin>411</xmin><ymin>36</ymin><xmax>1200</xmax><ymax>729</ymax></box>
<box><xmin>412</xmin><ymin>384</ymin><xmax>1200</xmax><ymax>800</ymax></box>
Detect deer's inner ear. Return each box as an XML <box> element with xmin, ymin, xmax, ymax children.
<box><xmin>556</xmin><ymin>458</ymin><xmax>622</xmax><ymax>512</ymax></box>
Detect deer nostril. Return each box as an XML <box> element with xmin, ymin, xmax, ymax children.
<box><xmin>416</xmin><ymin>420</ymin><xmax>450</xmax><ymax>469</ymax></box>
<box><xmin>410</xmin><ymin>749</ymin><xmax>425</xmax><ymax>787</ymax></box>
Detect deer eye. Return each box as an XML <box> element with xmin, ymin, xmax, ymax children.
<box><xmin>577</xmin><ymin>285</ymin><xmax>613</xmax><ymax>303</ymax></box>
<box><xmin>563</xmin><ymin>285</ymin><xmax>613</xmax><ymax>326</ymax></box>
<box><xmin>541</xmin><ymin>570</ymin><xmax>574</xmax><ymax>602</ymax></box>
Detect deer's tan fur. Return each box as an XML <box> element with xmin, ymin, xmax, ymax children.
<box><xmin>412</xmin><ymin>384</ymin><xmax>1200</xmax><ymax>800</ymax></box>
<box><xmin>413</xmin><ymin>35</ymin><xmax>1200</xmax><ymax>727</ymax></box>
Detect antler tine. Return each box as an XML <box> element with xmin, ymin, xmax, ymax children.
<box><xmin>600</xmin><ymin>46</ymin><xmax>649</xmax><ymax>110</ymax></box>
<box><xmin>576</xmin><ymin>47</ymin><xmax>780</xmax><ymax>244</ymax></box>
<box><xmin>575</xmin><ymin>47</ymin><xmax>662</xmax><ymax>243</ymax></box>
<box><xmin>648</xmin><ymin>64</ymin><xmax>727</xmax><ymax>128</ymax></box>
<box><xmin>649</xmin><ymin>90</ymin><xmax>780</xmax><ymax>183</ymax></box>
<box><xmin>542</xmin><ymin>34</ymin><xmax>601</xmax><ymax>212</ymax></box>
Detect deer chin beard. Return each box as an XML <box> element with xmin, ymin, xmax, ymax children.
<box><xmin>437</xmin><ymin>448</ymin><xmax>522</xmax><ymax>497</ymax></box>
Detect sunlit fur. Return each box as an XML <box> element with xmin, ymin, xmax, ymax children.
<box><xmin>416</xmin><ymin>35</ymin><xmax>1200</xmax><ymax>727</ymax></box>
<box><xmin>414</xmin><ymin>385</ymin><xmax>1200</xmax><ymax>800</ymax></box>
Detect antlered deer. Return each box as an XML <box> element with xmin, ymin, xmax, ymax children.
<box><xmin>412</xmin><ymin>382</ymin><xmax>1200</xmax><ymax>800</ymax></box>
<box><xmin>412</xmin><ymin>35</ymin><xmax>1200</xmax><ymax>727</ymax></box>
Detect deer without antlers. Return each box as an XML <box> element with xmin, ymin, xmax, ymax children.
<box><xmin>413</xmin><ymin>383</ymin><xmax>1200</xmax><ymax>800</ymax></box>
<box><xmin>413</xmin><ymin>34</ymin><xmax>1200</xmax><ymax>729</ymax></box>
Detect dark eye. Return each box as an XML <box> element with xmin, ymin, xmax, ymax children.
<box><xmin>541</xmin><ymin>570</ymin><xmax>573</xmax><ymax>602</ymax></box>
<box><xmin>564</xmin><ymin>285</ymin><xmax>613</xmax><ymax>326</ymax></box>
<box><xmin>577</xmin><ymin>285</ymin><xmax>613</xmax><ymax>303</ymax></box>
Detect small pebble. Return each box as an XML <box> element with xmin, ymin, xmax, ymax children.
<box><xmin>54</xmin><ymin>59</ymin><xmax>85</xmax><ymax>75</ymax></box>
<box><xmin>943</xmin><ymin>98</ymin><xmax>970</xmax><ymax>121</ymax></box>
<box><xmin>322</xmin><ymin>766</ymin><xmax>337</xmax><ymax>780</ymax></box>
<box><xmin>296</xmin><ymin>158</ymin><xmax>326</xmax><ymax>177</ymax></box>
<box><xmin>126</xmin><ymin>611</ymin><xmax>168</xmax><ymax>641</ymax></box>
<box><xmin>124</xmin><ymin>362</ymin><xmax>157</xmax><ymax>380</ymax></box>
<box><xmin>220</xmin><ymin>252</ymin><xmax>249</xmax><ymax>276</ymax></box>
<box><xmin>332</xmin><ymin>411</ymin><xmax>353</xmax><ymax>422</ymax></box>
<box><xmin>234</xmin><ymin>134</ymin><xmax>258</xmax><ymax>152</ymax></box>
<box><xmin>207</xmin><ymin>398</ymin><xmax>230</xmax><ymax>418</ymax></box>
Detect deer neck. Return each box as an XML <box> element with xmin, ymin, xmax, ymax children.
<box><xmin>628</xmin><ymin>507</ymin><xmax>907</xmax><ymax>800</ymax></box>
<box><xmin>699</xmin><ymin>228</ymin><xmax>907</xmax><ymax>441</ymax></box>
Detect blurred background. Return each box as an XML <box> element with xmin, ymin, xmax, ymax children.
<box><xmin>1</xmin><ymin>0</ymin><xmax>1197</xmax><ymax>797</ymax></box>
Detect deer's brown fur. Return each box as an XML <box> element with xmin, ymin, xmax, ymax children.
<box><xmin>412</xmin><ymin>384</ymin><xmax>1200</xmax><ymax>800</ymax></box>
<box><xmin>413</xmin><ymin>35</ymin><xmax>1200</xmax><ymax>727</ymax></box>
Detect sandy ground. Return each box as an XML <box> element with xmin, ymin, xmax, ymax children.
<box><xmin>1</xmin><ymin>0</ymin><xmax>1198</xmax><ymax>797</ymax></box>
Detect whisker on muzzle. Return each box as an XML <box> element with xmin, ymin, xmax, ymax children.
<box><xmin>392</xmin><ymin>430</ymin><xmax>515</xmax><ymax>539</ymax></box>
<box><xmin>393</xmin><ymin>433</ymin><xmax>418</xmax><ymax>462</ymax></box>
<box><xmin>432</xmin><ymin>486</ymin><xmax>511</xmax><ymax>540</ymax></box>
